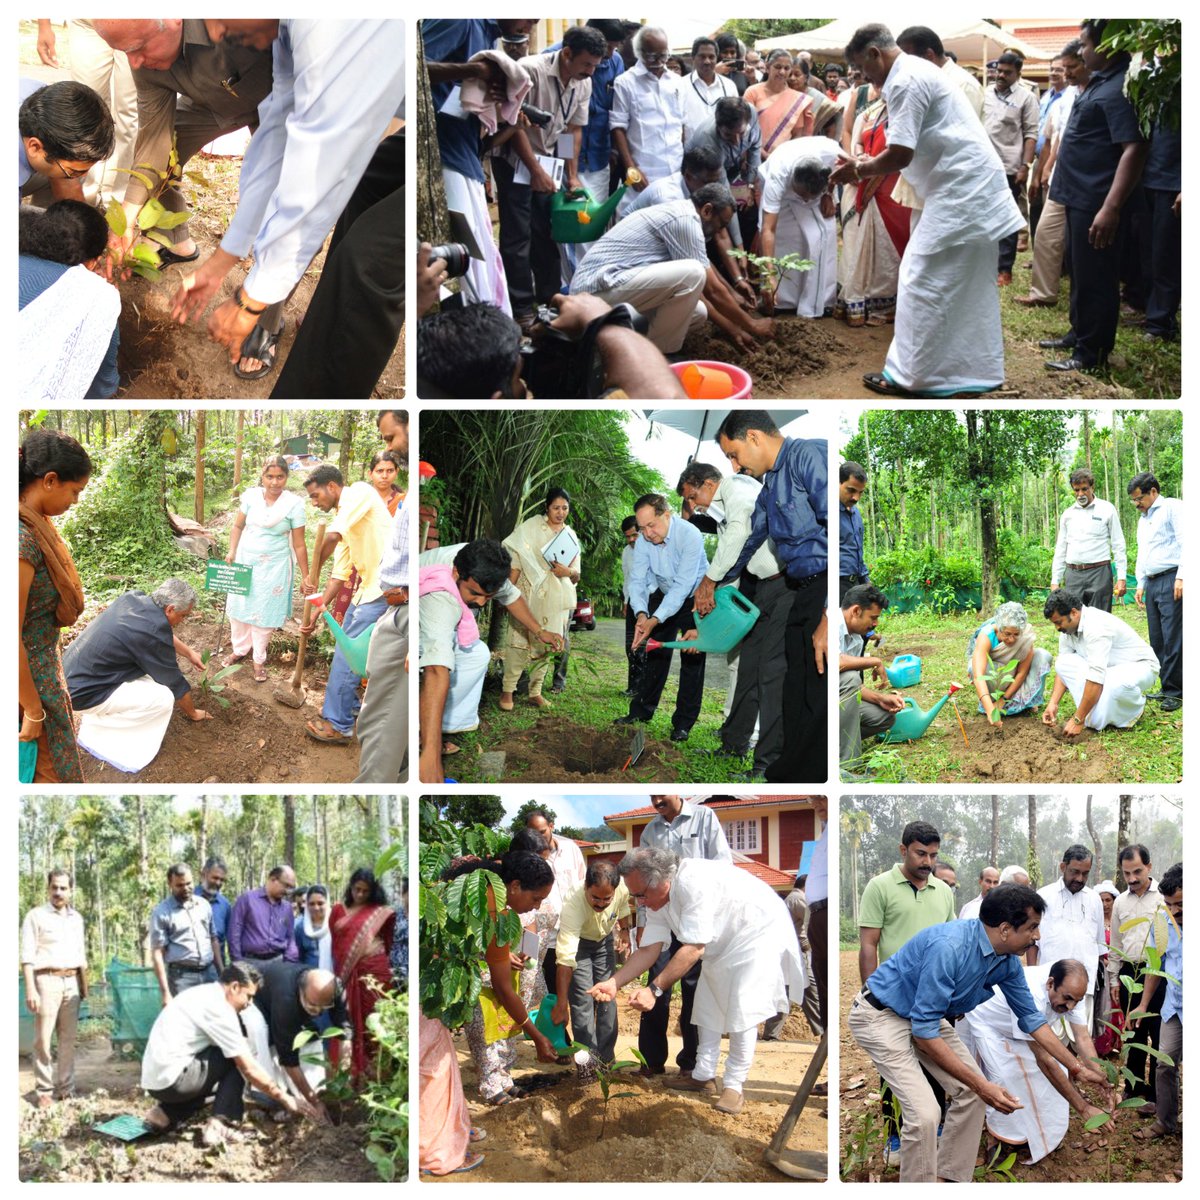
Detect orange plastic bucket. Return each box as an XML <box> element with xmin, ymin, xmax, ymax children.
<box><xmin>672</xmin><ymin>360</ymin><xmax>753</xmax><ymax>400</ymax></box>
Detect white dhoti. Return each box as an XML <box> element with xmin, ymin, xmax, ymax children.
<box><xmin>884</xmin><ymin>236</ymin><xmax>1006</xmax><ymax>395</ymax></box>
<box><xmin>443</xmin><ymin>639</ymin><xmax>490</xmax><ymax>734</ymax></box>
<box><xmin>772</xmin><ymin>198</ymin><xmax>838</xmax><ymax>316</ymax></box>
<box><xmin>442</xmin><ymin>167</ymin><xmax>511</xmax><ymax>315</ymax></box>
<box><xmin>1053</xmin><ymin>654</ymin><xmax>1156</xmax><ymax>730</ymax></box>
<box><xmin>241</xmin><ymin>1001</ymin><xmax>326</xmax><ymax>1095</ymax></box>
<box><xmin>591</xmin><ymin>260</ymin><xmax>707</xmax><ymax>353</ymax></box>
<box><xmin>75</xmin><ymin>675</ymin><xmax>175</xmax><ymax>773</ymax></box>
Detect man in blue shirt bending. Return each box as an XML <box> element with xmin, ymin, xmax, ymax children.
<box><xmin>618</xmin><ymin>493</ymin><xmax>708</xmax><ymax>742</ymax></box>
<box><xmin>848</xmin><ymin>883</ymin><xmax>1110</xmax><ymax>1182</ymax></box>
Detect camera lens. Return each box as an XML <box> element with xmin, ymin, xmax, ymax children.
<box><xmin>428</xmin><ymin>243</ymin><xmax>470</xmax><ymax>278</ymax></box>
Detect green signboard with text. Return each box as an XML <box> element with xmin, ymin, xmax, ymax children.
<box><xmin>205</xmin><ymin>561</ymin><xmax>253</xmax><ymax>597</ymax></box>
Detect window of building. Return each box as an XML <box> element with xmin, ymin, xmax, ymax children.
<box><xmin>724</xmin><ymin>818</ymin><xmax>760</xmax><ymax>853</ymax></box>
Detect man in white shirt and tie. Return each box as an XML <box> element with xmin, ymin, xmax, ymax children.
<box><xmin>1128</xmin><ymin>471</ymin><xmax>1183</xmax><ymax>713</ymax></box>
<box><xmin>1041</xmin><ymin>589</ymin><xmax>1159</xmax><ymax>735</ymax></box>
<box><xmin>1050</xmin><ymin>468</ymin><xmax>1127</xmax><ymax>612</ymax></box>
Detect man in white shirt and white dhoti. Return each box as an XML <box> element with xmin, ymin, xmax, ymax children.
<box><xmin>831</xmin><ymin>23</ymin><xmax>1023</xmax><ymax>398</ymax></box>
<box><xmin>959</xmin><ymin>960</ymin><xmax>1112</xmax><ymax>1165</ymax></box>
<box><xmin>1027</xmin><ymin>846</ymin><xmax>1107</xmax><ymax>1032</ymax></box>
<box><xmin>590</xmin><ymin>847</ymin><xmax>804</xmax><ymax>1116</ymax></box>
<box><xmin>1041</xmin><ymin>590</ymin><xmax>1159</xmax><ymax>735</ymax></box>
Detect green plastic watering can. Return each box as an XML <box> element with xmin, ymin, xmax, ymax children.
<box><xmin>648</xmin><ymin>587</ymin><xmax>761</xmax><ymax>654</ymax></box>
<box><xmin>527</xmin><ymin>993</ymin><xmax>570</xmax><ymax>1053</ymax></box>
<box><xmin>880</xmin><ymin>693</ymin><xmax>952</xmax><ymax>744</ymax></box>
<box><xmin>319</xmin><ymin>610</ymin><xmax>374</xmax><ymax>678</ymax></box>
<box><xmin>550</xmin><ymin>184</ymin><xmax>627</xmax><ymax>243</ymax></box>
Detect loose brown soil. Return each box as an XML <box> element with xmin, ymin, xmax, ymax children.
<box><xmin>485</xmin><ymin>718</ymin><xmax>684</xmax><ymax>783</ymax></box>
<box><xmin>438</xmin><ymin>988</ymin><xmax>825</xmax><ymax>1183</ymax></box>
<box><xmin>77</xmin><ymin>616</ymin><xmax>359</xmax><ymax>784</ymax></box>
<box><xmin>838</xmin><ymin>951</ymin><xmax>1184</xmax><ymax>1183</ymax></box>
<box><xmin>18</xmin><ymin>1040</ymin><xmax>374</xmax><ymax>1182</ymax></box>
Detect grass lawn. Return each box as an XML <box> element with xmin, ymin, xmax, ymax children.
<box><xmin>440</xmin><ymin>617</ymin><xmax>757</xmax><ymax>784</ymax></box>
<box><xmin>849</xmin><ymin>606</ymin><xmax>1182</xmax><ymax>784</ymax></box>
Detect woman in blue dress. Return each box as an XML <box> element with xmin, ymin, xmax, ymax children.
<box><xmin>966</xmin><ymin>600</ymin><xmax>1052</xmax><ymax>726</ymax></box>
<box><xmin>224</xmin><ymin>456</ymin><xmax>310</xmax><ymax>681</ymax></box>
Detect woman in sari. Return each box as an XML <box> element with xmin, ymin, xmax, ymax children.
<box><xmin>499</xmin><ymin>487</ymin><xmax>580</xmax><ymax>711</ymax></box>
<box><xmin>19</xmin><ymin>429</ymin><xmax>91</xmax><ymax>782</ymax></box>
<box><xmin>420</xmin><ymin>850</ymin><xmax>557</xmax><ymax>1174</ymax></box>
<box><xmin>966</xmin><ymin>600</ymin><xmax>1052</xmax><ymax>725</ymax></box>
<box><xmin>224</xmin><ymin>456</ymin><xmax>310</xmax><ymax>682</ymax></box>
<box><xmin>331</xmin><ymin>868</ymin><xmax>395</xmax><ymax>1081</ymax></box>
<box><xmin>837</xmin><ymin>90</ymin><xmax>911</xmax><ymax>327</ymax></box>
<box><xmin>744</xmin><ymin>50</ymin><xmax>814</xmax><ymax>160</ymax></box>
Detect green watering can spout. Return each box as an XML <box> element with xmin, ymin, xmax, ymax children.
<box><xmin>550</xmin><ymin>184</ymin><xmax>628</xmax><ymax>243</ymax></box>
<box><xmin>319</xmin><ymin>610</ymin><xmax>374</xmax><ymax>678</ymax></box>
<box><xmin>880</xmin><ymin>692</ymin><xmax>952</xmax><ymax>744</ymax></box>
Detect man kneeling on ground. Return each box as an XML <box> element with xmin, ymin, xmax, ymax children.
<box><xmin>839</xmin><ymin>583</ymin><xmax>904</xmax><ymax>777</ymax></box>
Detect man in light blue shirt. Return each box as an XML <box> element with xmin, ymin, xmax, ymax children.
<box><xmin>617</xmin><ymin>493</ymin><xmax>708</xmax><ymax>741</ymax></box>
<box><xmin>1128</xmin><ymin>471</ymin><xmax>1183</xmax><ymax>710</ymax></box>
<box><xmin>848</xmin><ymin>883</ymin><xmax>1109</xmax><ymax>1182</ymax></box>
<box><xmin>171</xmin><ymin>20</ymin><xmax>404</xmax><ymax>388</ymax></box>
<box><xmin>1139</xmin><ymin>862</ymin><xmax>1182</xmax><ymax>1138</ymax></box>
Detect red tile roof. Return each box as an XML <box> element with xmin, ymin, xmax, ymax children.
<box><xmin>604</xmin><ymin>796</ymin><xmax>816</xmax><ymax>822</ymax></box>
<box><xmin>1007</xmin><ymin>25</ymin><xmax>1080</xmax><ymax>55</ymax></box>
<box><xmin>737</xmin><ymin>860</ymin><xmax>796</xmax><ymax>888</ymax></box>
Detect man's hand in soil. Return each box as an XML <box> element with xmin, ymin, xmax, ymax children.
<box><xmin>1041</xmin><ymin>703</ymin><xmax>1059</xmax><ymax>727</ymax></box>
<box><xmin>188</xmin><ymin>708</ymin><xmax>213</xmax><ymax>722</ymax></box>
<box><xmin>1080</xmin><ymin>1103</ymin><xmax>1110</xmax><ymax>1128</ymax></box>
<box><xmin>588</xmin><ymin>978</ymin><xmax>618</xmax><ymax>1003</ymax></box>
<box><xmin>208</xmin><ymin>299</ymin><xmax>262</xmax><ymax>364</ymax></box>
<box><xmin>628</xmin><ymin>986</ymin><xmax>656</xmax><ymax>1013</ymax></box>
<box><xmin>172</xmin><ymin>248</ymin><xmax>239</xmax><ymax>323</ymax></box>
<box><xmin>1062</xmin><ymin>714</ymin><xmax>1085</xmax><ymax>740</ymax></box>
<box><xmin>977</xmin><ymin>1079</ymin><xmax>1022</xmax><ymax>1114</ymax></box>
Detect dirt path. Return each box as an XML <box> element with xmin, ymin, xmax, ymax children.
<box><xmin>436</xmin><ymin>990</ymin><xmax>825</xmax><ymax>1182</ymax></box>
<box><xmin>838</xmin><ymin>951</ymin><xmax>1184</xmax><ymax>1183</ymax></box>
<box><xmin>18</xmin><ymin>1040</ymin><xmax>375</xmax><ymax>1183</ymax></box>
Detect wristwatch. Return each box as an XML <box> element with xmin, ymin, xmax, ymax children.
<box><xmin>649</xmin><ymin>982</ymin><xmax>664</xmax><ymax>999</ymax></box>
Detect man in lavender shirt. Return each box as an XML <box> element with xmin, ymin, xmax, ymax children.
<box><xmin>228</xmin><ymin>865</ymin><xmax>299</xmax><ymax>963</ymax></box>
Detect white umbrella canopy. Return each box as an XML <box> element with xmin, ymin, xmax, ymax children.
<box><xmin>643</xmin><ymin>408</ymin><xmax>809</xmax><ymax>456</ymax></box>
<box><xmin>754</xmin><ymin>19</ymin><xmax>1051</xmax><ymax>66</ymax></box>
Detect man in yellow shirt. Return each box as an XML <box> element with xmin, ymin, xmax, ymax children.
<box><xmin>551</xmin><ymin>860</ymin><xmax>633</xmax><ymax>1065</ymax></box>
<box><xmin>301</xmin><ymin>464</ymin><xmax>392</xmax><ymax>744</ymax></box>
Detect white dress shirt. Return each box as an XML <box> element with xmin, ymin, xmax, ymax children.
<box><xmin>705</xmin><ymin>474</ymin><xmax>782</xmax><ymax>582</ymax></box>
<box><xmin>610</xmin><ymin>61</ymin><xmax>687</xmax><ymax>185</ymax></box>
<box><xmin>1035</xmin><ymin>876</ymin><xmax>1107</xmax><ymax>990</ymax></box>
<box><xmin>1134</xmin><ymin>495</ymin><xmax>1184</xmax><ymax>586</ymax></box>
<box><xmin>958</xmin><ymin>894</ymin><xmax>984</xmax><ymax>921</ymax></box>
<box><xmin>621</xmin><ymin>542</ymin><xmax>636</xmax><ymax>604</ymax></box>
<box><xmin>1057</xmin><ymin>605</ymin><xmax>1159</xmax><ymax>685</ymax></box>
<box><xmin>681</xmin><ymin>70</ymin><xmax>738</xmax><ymax>142</ymax></box>
<box><xmin>1051</xmin><ymin>497</ymin><xmax>1127</xmax><ymax>585</ymax></box>
<box><xmin>221</xmin><ymin>20</ymin><xmax>406</xmax><ymax>304</ymax></box>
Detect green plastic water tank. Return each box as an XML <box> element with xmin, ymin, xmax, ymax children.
<box><xmin>105</xmin><ymin>960</ymin><xmax>160</xmax><ymax>1055</ymax></box>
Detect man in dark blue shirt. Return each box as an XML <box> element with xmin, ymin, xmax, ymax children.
<box><xmin>848</xmin><ymin>884</ymin><xmax>1110</xmax><ymax>1182</ymax></box>
<box><xmin>839</xmin><ymin>461</ymin><xmax>869</xmax><ymax>603</ymax></box>
<box><xmin>422</xmin><ymin>18</ymin><xmax>536</xmax><ymax>314</ymax></box>
<box><xmin>1138</xmin><ymin>124</ymin><xmax>1181</xmax><ymax>342</ymax></box>
<box><xmin>196</xmin><ymin>857</ymin><xmax>233</xmax><ymax>969</ymax></box>
<box><xmin>716</xmin><ymin>411</ymin><xmax>827</xmax><ymax>783</ymax></box>
<box><xmin>1044</xmin><ymin>20</ymin><xmax>1148</xmax><ymax>372</ymax></box>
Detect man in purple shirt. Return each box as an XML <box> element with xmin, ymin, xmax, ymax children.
<box><xmin>228</xmin><ymin>865</ymin><xmax>299</xmax><ymax>963</ymax></box>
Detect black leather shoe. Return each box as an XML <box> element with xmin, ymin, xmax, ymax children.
<box><xmin>670</xmin><ymin>728</ymin><xmax>690</xmax><ymax>743</ymax></box>
<box><xmin>1145</xmin><ymin>690</ymin><xmax>1164</xmax><ymax>701</ymax></box>
<box><xmin>1044</xmin><ymin>357</ymin><xmax>1096</xmax><ymax>373</ymax></box>
<box><xmin>1160</xmin><ymin>697</ymin><xmax>1182</xmax><ymax>713</ymax></box>
<box><xmin>1039</xmin><ymin>336</ymin><xmax>1075</xmax><ymax>349</ymax></box>
<box><xmin>612</xmin><ymin>714</ymin><xmax>644</xmax><ymax>726</ymax></box>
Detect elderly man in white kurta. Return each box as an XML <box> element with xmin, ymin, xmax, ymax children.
<box><xmin>959</xmin><ymin>960</ymin><xmax>1110</xmax><ymax>1165</ymax></box>
<box><xmin>1042</xmin><ymin>593</ymin><xmax>1160</xmax><ymax>735</ymax></box>
<box><xmin>831</xmin><ymin>23</ymin><xmax>1023</xmax><ymax>398</ymax></box>
<box><xmin>1027</xmin><ymin>847</ymin><xmax>1107</xmax><ymax>1032</ymax></box>
<box><xmin>590</xmin><ymin>847</ymin><xmax>804</xmax><ymax>1116</ymax></box>
<box><xmin>759</xmin><ymin>136</ymin><xmax>841</xmax><ymax>317</ymax></box>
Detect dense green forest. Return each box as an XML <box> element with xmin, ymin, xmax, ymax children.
<box><xmin>19</xmin><ymin>795</ymin><xmax>405</xmax><ymax>970</ymax></box>
<box><xmin>421</xmin><ymin>410</ymin><xmax>669</xmax><ymax>619</ymax></box>
<box><xmin>841</xmin><ymin>409</ymin><xmax>1182</xmax><ymax>613</ymax></box>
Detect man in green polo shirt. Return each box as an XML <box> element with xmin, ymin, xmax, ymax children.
<box><xmin>858</xmin><ymin>820</ymin><xmax>957</xmax><ymax>982</ymax></box>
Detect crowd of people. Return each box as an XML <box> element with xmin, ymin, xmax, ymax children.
<box><xmin>416</xmin><ymin>18</ymin><xmax>1179</xmax><ymax>399</ymax></box>
<box><xmin>848</xmin><ymin>821</ymin><xmax>1183</xmax><ymax>1179</ymax></box>
<box><xmin>21</xmin><ymin>859</ymin><xmax>408</xmax><ymax>1141</ymax></box>
<box><xmin>18</xmin><ymin>412</ymin><xmax>410</xmax><ymax>785</ymax></box>
<box><xmin>417</xmin><ymin>412</ymin><xmax>827</xmax><ymax>785</ymax></box>
<box><xmin>19</xmin><ymin>19</ymin><xmax>405</xmax><ymax>399</ymax></box>
<box><xmin>837</xmin><ymin>459</ymin><xmax>1183</xmax><ymax>777</ymax></box>
<box><xmin>420</xmin><ymin>795</ymin><xmax>824</xmax><ymax>1175</ymax></box>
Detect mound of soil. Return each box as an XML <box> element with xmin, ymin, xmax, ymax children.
<box><xmin>490</xmin><ymin>718</ymin><xmax>683</xmax><ymax>783</ymax></box>
<box><xmin>18</xmin><ymin>1042</ymin><xmax>375</xmax><ymax>1183</ymax></box>
<box><xmin>958</xmin><ymin>717</ymin><xmax>1114</xmax><ymax>783</ymax></box>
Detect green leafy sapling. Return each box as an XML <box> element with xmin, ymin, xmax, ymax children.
<box><xmin>983</xmin><ymin>659</ymin><xmax>1018</xmax><ymax>724</ymax></box>
<box><xmin>196</xmin><ymin>649</ymin><xmax>241</xmax><ymax>708</ymax></box>
<box><xmin>570</xmin><ymin>1043</ymin><xmax>646</xmax><ymax>1140</ymax></box>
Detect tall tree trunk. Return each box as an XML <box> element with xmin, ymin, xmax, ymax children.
<box><xmin>415</xmin><ymin>25</ymin><xmax>451</xmax><ymax>246</ymax></box>
<box><xmin>136</xmin><ymin>797</ymin><xmax>150</xmax><ymax>966</ymax></box>
<box><xmin>990</xmin><ymin>795</ymin><xmax>1000</xmax><ymax>866</ymax></box>
<box><xmin>194</xmin><ymin>410</ymin><xmax>206</xmax><ymax>524</ymax></box>
<box><xmin>338</xmin><ymin>410</ymin><xmax>354</xmax><ymax>477</ymax></box>
<box><xmin>966</xmin><ymin>411</ymin><xmax>999</xmax><ymax>614</ymax></box>
<box><xmin>1116</xmin><ymin>795</ymin><xmax>1132</xmax><ymax>888</ymax></box>
<box><xmin>283</xmin><ymin>796</ymin><xmax>296</xmax><ymax>867</ymax></box>
<box><xmin>1085</xmin><ymin>793</ymin><xmax>1102</xmax><ymax>881</ymax></box>
<box><xmin>1083</xmin><ymin>411</ymin><xmax>1092</xmax><ymax>469</ymax></box>
<box><xmin>1026</xmin><ymin>795</ymin><xmax>1040</xmax><ymax>886</ymax></box>
<box><xmin>198</xmin><ymin>795</ymin><xmax>209</xmax><ymax>867</ymax></box>
<box><xmin>95</xmin><ymin>855</ymin><xmax>107</xmax><ymax>970</ymax></box>
<box><xmin>313</xmin><ymin>796</ymin><xmax>322</xmax><ymax>883</ymax></box>
<box><xmin>233</xmin><ymin>410</ymin><xmax>245</xmax><ymax>494</ymax></box>
<box><xmin>862</xmin><ymin>414</ymin><xmax>876</xmax><ymax>560</ymax></box>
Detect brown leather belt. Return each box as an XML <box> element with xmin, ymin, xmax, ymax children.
<box><xmin>383</xmin><ymin>586</ymin><xmax>409</xmax><ymax>606</ymax></box>
<box><xmin>1067</xmin><ymin>561</ymin><xmax>1110</xmax><ymax>571</ymax></box>
<box><xmin>35</xmin><ymin>968</ymin><xmax>77</xmax><ymax>977</ymax></box>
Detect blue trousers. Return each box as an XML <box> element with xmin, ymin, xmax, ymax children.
<box><xmin>321</xmin><ymin>596</ymin><xmax>388</xmax><ymax>734</ymax></box>
<box><xmin>1145</xmin><ymin>568</ymin><xmax>1182</xmax><ymax>697</ymax></box>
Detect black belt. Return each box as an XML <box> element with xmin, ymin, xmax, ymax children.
<box><xmin>862</xmin><ymin>987</ymin><xmax>887</xmax><ymax>1011</ymax></box>
<box><xmin>787</xmin><ymin>572</ymin><xmax>824</xmax><ymax>590</ymax></box>
<box><xmin>808</xmin><ymin>898</ymin><xmax>828</xmax><ymax>913</ymax></box>
<box><xmin>243</xmin><ymin>952</ymin><xmax>282</xmax><ymax>961</ymax></box>
<box><xmin>167</xmin><ymin>960</ymin><xmax>207</xmax><ymax>972</ymax></box>
<box><xmin>1146</xmin><ymin>567</ymin><xmax>1178</xmax><ymax>581</ymax></box>
<box><xmin>842</xmin><ymin>574</ymin><xmax>862</xmax><ymax>585</ymax></box>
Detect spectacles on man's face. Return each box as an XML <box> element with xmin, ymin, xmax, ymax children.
<box><xmin>50</xmin><ymin>158</ymin><xmax>91</xmax><ymax>180</ymax></box>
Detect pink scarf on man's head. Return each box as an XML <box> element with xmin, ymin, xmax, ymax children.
<box><xmin>419</xmin><ymin>564</ymin><xmax>480</xmax><ymax>648</ymax></box>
